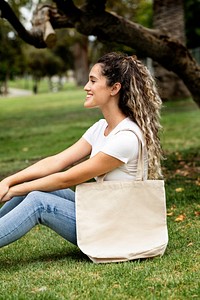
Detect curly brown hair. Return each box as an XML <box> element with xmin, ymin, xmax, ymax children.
<box><xmin>98</xmin><ymin>52</ymin><xmax>163</xmax><ymax>179</ymax></box>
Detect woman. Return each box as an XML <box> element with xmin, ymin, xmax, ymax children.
<box><xmin>0</xmin><ymin>52</ymin><xmax>163</xmax><ymax>249</ymax></box>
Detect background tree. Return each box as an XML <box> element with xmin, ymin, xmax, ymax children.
<box><xmin>88</xmin><ymin>0</ymin><xmax>152</xmax><ymax>62</ymax></box>
<box><xmin>184</xmin><ymin>0</ymin><xmax>200</xmax><ymax>49</ymax></box>
<box><xmin>52</xmin><ymin>29</ymin><xmax>74</xmax><ymax>72</ymax></box>
<box><xmin>0</xmin><ymin>0</ymin><xmax>200</xmax><ymax>107</ymax></box>
<box><xmin>0</xmin><ymin>0</ymin><xmax>34</xmax><ymax>94</ymax></box>
<box><xmin>26</xmin><ymin>47</ymin><xmax>65</xmax><ymax>93</ymax></box>
<box><xmin>0</xmin><ymin>20</ymin><xmax>25</xmax><ymax>94</ymax></box>
<box><xmin>54</xmin><ymin>28</ymin><xmax>89</xmax><ymax>85</ymax></box>
<box><xmin>153</xmin><ymin>0</ymin><xmax>190</xmax><ymax>100</ymax></box>
<box><xmin>71</xmin><ymin>33</ymin><xmax>89</xmax><ymax>85</ymax></box>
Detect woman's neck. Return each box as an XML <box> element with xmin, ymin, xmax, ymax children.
<box><xmin>101</xmin><ymin>105</ymin><xmax>127</xmax><ymax>135</ymax></box>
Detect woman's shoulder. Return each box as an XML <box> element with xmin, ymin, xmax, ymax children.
<box><xmin>83</xmin><ymin>119</ymin><xmax>106</xmax><ymax>138</ymax></box>
<box><xmin>116</xmin><ymin>118</ymin><xmax>144</xmax><ymax>144</ymax></box>
<box><xmin>90</xmin><ymin>119</ymin><xmax>107</xmax><ymax>131</ymax></box>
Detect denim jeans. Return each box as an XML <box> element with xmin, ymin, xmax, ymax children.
<box><xmin>0</xmin><ymin>189</ymin><xmax>77</xmax><ymax>248</ymax></box>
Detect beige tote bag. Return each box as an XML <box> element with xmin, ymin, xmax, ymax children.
<box><xmin>75</xmin><ymin>130</ymin><xmax>168</xmax><ymax>263</ymax></box>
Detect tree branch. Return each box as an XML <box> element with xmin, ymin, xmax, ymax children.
<box><xmin>0</xmin><ymin>0</ymin><xmax>46</xmax><ymax>48</ymax></box>
<box><xmin>53</xmin><ymin>0</ymin><xmax>81</xmax><ymax>20</ymax></box>
<box><xmin>81</xmin><ymin>0</ymin><xmax>107</xmax><ymax>13</ymax></box>
<box><xmin>31</xmin><ymin>4</ymin><xmax>58</xmax><ymax>48</ymax></box>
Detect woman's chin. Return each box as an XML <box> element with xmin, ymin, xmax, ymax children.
<box><xmin>84</xmin><ymin>101</ymin><xmax>96</xmax><ymax>109</ymax></box>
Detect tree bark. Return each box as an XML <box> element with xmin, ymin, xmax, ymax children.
<box><xmin>0</xmin><ymin>0</ymin><xmax>199</xmax><ymax>107</ymax></box>
<box><xmin>71</xmin><ymin>35</ymin><xmax>89</xmax><ymax>86</ymax></box>
<box><xmin>153</xmin><ymin>0</ymin><xmax>190</xmax><ymax>100</ymax></box>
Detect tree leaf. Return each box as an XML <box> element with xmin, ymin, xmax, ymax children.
<box><xmin>175</xmin><ymin>214</ymin><xmax>186</xmax><ymax>222</ymax></box>
<box><xmin>175</xmin><ymin>187</ymin><xmax>184</xmax><ymax>192</ymax></box>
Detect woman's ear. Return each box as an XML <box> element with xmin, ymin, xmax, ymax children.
<box><xmin>111</xmin><ymin>82</ymin><xmax>121</xmax><ymax>96</ymax></box>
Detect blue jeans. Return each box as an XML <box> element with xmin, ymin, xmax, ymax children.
<box><xmin>0</xmin><ymin>189</ymin><xmax>77</xmax><ymax>248</ymax></box>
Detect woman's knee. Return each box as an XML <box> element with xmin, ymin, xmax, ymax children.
<box><xmin>21</xmin><ymin>191</ymin><xmax>47</xmax><ymax>224</ymax></box>
<box><xmin>24</xmin><ymin>190</ymin><xmax>60</xmax><ymax>214</ymax></box>
<box><xmin>22</xmin><ymin>191</ymin><xmax>46</xmax><ymax>211</ymax></box>
<box><xmin>26</xmin><ymin>190</ymin><xmax>46</xmax><ymax>201</ymax></box>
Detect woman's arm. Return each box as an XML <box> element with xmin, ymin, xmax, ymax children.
<box><xmin>1</xmin><ymin>152</ymin><xmax>123</xmax><ymax>202</ymax></box>
<box><xmin>0</xmin><ymin>138</ymin><xmax>91</xmax><ymax>200</ymax></box>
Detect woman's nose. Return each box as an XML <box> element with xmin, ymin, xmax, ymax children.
<box><xmin>84</xmin><ymin>81</ymin><xmax>90</xmax><ymax>91</ymax></box>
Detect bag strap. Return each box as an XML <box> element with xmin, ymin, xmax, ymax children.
<box><xmin>98</xmin><ymin>127</ymin><xmax>147</xmax><ymax>182</ymax></box>
<box><xmin>118</xmin><ymin>129</ymin><xmax>146</xmax><ymax>181</ymax></box>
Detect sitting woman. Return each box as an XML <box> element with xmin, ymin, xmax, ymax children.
<box><xmin>0</xmin><ymin>52</ymin><xmax>163</xmax><ymax>251</ymax></box>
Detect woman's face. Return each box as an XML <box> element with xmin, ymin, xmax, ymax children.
<box><xmin>84</xmin><ymin>63</ymin><xmax>113</xmax><ymax>109</ymax></box>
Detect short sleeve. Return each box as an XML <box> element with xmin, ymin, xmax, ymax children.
<box><xmin>101</xmin><ymin>131</ymin><xmax>139</xmax><ymax>163</ymax></box>
<box><xmin>82</xmin><ymin>120</ymin><xmax>104</xmax><ymax>145</ymax></box>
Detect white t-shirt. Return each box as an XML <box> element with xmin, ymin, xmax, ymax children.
<box><xmin>82</xmin><ymin>117</ymin><xmax>148</xmax><ymax>181</ymax></box>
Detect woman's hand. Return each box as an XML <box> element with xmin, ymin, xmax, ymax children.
<box><xmin>0</xmin><ymin>180</ymin><xmax>10</xmax><ymax>202</ymax></box>
<box><xmin>1</xmin><ymin>189</ymin><xmax>13</xmax><ymax>202</ymax></box>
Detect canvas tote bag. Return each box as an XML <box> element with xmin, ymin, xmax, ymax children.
<box><xmin>75</xmin><ymin>129</ymin><xmax>168</xmax><ymax>263</ymax></box>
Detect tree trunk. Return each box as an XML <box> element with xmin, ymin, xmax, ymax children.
<box><xmin>2</xmin><ymin>72</ymin><xmax>9</xmax><ymax>95</ymax></box>
<box><xmin>153</xmin><ymin>0</ymin><xmax>190</xmax><ymax>100</ymax></box>
<box><xmin>71</xmin><ymin>35</ymin><xmax>89</xmax><ymax>86</ymax></box>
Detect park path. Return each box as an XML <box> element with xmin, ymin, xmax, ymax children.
<box><xmin>0</xmin><ymin>88</ymin><xmax>33</xmax><ymax>98</ymax></box>
<box><xmin>7</xmin><ymin>88</ymin><xmax>32</xmax><ymax>97</ymax></box>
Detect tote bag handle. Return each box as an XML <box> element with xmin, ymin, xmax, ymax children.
<box><xmin>98</xmin><ymin>128</ymin><xmax>147</xmax><ymax>183</ymax></box>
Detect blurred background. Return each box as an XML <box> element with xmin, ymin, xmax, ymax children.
<box><xmin>0</xmin><ymin>0</ymin><xmax>199</xmax><ymax>98</ymax></box>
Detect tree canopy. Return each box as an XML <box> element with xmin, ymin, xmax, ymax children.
<box><xmin>0</xmin><ymin>0</ymin><xmax>200</xmax><ymax>107</ymax></box>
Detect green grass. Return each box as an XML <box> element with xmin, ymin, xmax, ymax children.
<box><xmin>0</xmin><ymin>91</ymin><xmax>199</xmax><ymax>299</ymax></box>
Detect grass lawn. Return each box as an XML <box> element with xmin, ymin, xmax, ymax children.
<box><xmin>0</xmin><ymin>90</ymin><xmax>199</xmax><ymax>300</ymax></box>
